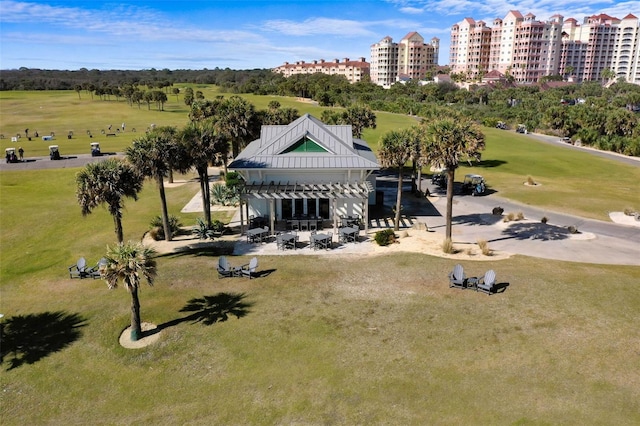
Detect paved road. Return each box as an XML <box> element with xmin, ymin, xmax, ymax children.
<box><xmin>0</xmin><ymin>153</ymin><xmax>122</xmax><ymax>172</ymax></box>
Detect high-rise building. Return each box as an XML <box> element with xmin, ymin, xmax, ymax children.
<box><xmin>370</xmin><ymin>33</ymin><xmax>439</xmax><ymax>88</ymax></box>
<box><xmin>397</xmin><ymin>32</ymin><xmax>440</xmax><ymax>80</ymax></box>
<box><xmin>272</xmin><ymin>58</ymin><xmax>369</xmax><ymax>84</ymax></box>
<box><xmin>450</xmin><ymin>10</ymin><xmax>640</xmax><ymax>85</ymax></box>
<box><xmin>561</xmin><ymin>13</ymin><xmax>640</xmax><ymax>84</ymax></box>
<box><xmin>370</xmin><ymin>36</ymin><xmax>399</xmax><ymax>88</ymax></box>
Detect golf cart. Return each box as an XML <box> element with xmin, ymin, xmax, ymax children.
<box><xmin>49</xmin><ymin>145</ymin><xmax>61</xmax><ymax>160</ymax></box>
<box><xmin>461</xmin><ymin>174</ymin><xmax>486</xmax><ymax>196</ymax></box>
<box><xmin>91</xmin><ymin>142</ymin><xmax>102</xmax><ymax>156</ymax></box>
<box><xmin>431</xmin><ymin>169</ymin><xmax>447</xmax><ymax>189</ymax></box>
<box><xmin>5</xmin><ymin>148</ymin><xmax>19</xmax><ymax>163</ymax></box>
<box><xmin>496</xmin><ymin>121</ymin><xmax>507</xmax><ymax>130</ymax></box>
<box><xmin>516</xmin><ymin>124</ymin><xmax>527</xmax><ymax>134</ymax></box>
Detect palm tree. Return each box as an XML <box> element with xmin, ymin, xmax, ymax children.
<box><xmin>213</xmin><ymin>96</ymin><xmax>258</xmax><ymax>159</ymax></box>
<box><xmin>76</xmin><ymin>158</ymin><xmax>144</xmax><ymax>243</ymax></box>
<box><xmin>378</xmin><ymin>129</ymin><xmax>414</xmax><ymax>231</ymax></box>
<box><xmin>179</xmin><ymin>120</ymin><xmax>226</xmax><ymax>227</ymax></box>
<box><xmin>343</xmin><ymin>105</ymin><xmax>376</xmax><ymax>138</ymax></box>
<box><xmin>126</xmin><ymin>126</ymin><xmax>187</xmax><ymax>241</ymax></box>
<box><xmin>421</xmin><ymin>116</ymin><xmax>485</xmax><ymax>239</ymax></box>
<box><xmin>103</xmin><ymin>241</ymin><xmax>157</xmax><ymax>341</ymax></box>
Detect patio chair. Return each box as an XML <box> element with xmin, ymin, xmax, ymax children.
<box><xmin>217</xmin><ymin>256</ymin><xmax>235</xmax><ymax>278</ymax></box>
<box><xmin>88</xmin><ymin>258</ymin><xmax>107</xmax><ymax>279</ymax></box>
<box><xmin>476</xmin><ymin>270</ymin><xmax>497</xmax><ymax>295</ymax></box>
<box><xmin>69</xmin><ymin>257</ymin><xmax>89</xmax><ymax>279</ymax></box>
<box><xmin>240</xmin><ymin>257</ymin><xmax>258</xmax><ymax>279</ymax></box>
<box><xmin>448</xmin><ymin>264</ymin><xmax>467</xmax><ymax>289</ymax></box>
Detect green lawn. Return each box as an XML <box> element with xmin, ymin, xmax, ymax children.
<box><xmin>1</xmin><ymin>91</ymin><xmax>640</xmax><ymax>424</ymax></box>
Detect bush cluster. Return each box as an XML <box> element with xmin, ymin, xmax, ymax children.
<box><xmin>374</xmin><ymin>229</ymin><xmax>396</xmax><ymax>246</ymax></box>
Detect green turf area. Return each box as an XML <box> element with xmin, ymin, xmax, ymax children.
<box><xmin>1</xmin><ymin>90</ymin><xmax>640</xmax><ymax>423</ymax></box>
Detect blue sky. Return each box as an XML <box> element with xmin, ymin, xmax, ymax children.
<box><xmin>1</xmin><ymin>0</ymin><xmax>637</xmax><ymax>70</ymax></box>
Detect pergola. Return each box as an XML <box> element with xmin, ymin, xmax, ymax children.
<box><xmin>238</xmin><ymin>181</ymin><xmax>374</xmax><ymax>234</ymax></box>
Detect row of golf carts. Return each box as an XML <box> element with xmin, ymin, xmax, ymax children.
<box><xmin>5</xmin><ymin>142</ymin><xmax>103</xmax><ymax>163</ymax></box>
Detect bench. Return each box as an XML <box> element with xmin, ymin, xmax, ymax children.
<box><xmin>106</xmin><ymin>133</ymin><xmax>117</xmax><ymax>137</ymax></box>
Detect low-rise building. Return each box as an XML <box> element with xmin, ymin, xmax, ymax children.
<box><xmin>272</xmin><ymin>58</ymin><xmax>369</xmax><ymax>83</ymax></box>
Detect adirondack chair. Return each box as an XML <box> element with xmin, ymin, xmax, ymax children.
<box><xmin>88</xmin><ymin>258</ymin><xmax>107</xmax><ymax>279</ymax></box>
<box><xmin>476</xmin><ymin>270</ymin><xmax>497</xmax><ymax>295</ymax></box>
<box><xmin>240</xmin><ymin>257</ymin><xmax>258</xmax><ymax>279</ymax></box>
<box><xmin>448</xmin><ymin>264</ymin><xmax>467</xmax><ymax>288</ymax></box>
<box><xmin>69</xmin><ymin>257</ymin><xmax>89</xmax><ymax>279</ymax></box>
<box><xmin>217</xmin><ymin>256</ymin><xmax>235</xmax><ymax>278</ymax></box>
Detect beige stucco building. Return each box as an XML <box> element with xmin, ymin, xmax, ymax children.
<box><xmin>370</xmin><ymin>32</ymin><xmax>439</xmax><ymax>88</ymax></box>
<box><xmin>272</xmin><ymin>58</ymin><xmax>369</xmax><ymax>83</ymax></box>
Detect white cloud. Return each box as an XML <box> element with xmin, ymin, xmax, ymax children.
<box><xmin>261</xmin><ymin>17</ymin><xmax>377</xmax><ymax>37</ymax></box>
<box><xmin>400</xmin><ymin>7</ymin><xmax>425</xmax><ymax>14</ymax></box>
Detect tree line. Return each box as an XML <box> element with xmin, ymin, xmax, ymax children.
<box><xmin>4</xmin><ymin>67</ymin><xmax>640</xmax><ymax>155</ymax></box>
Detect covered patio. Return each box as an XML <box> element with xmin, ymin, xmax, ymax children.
<box><xmin>238</xmin><ymin>181</ymin><xmax>374</xmax><ymax>235</ymax></box>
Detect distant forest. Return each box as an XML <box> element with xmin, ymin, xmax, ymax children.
<box><xmin>0</xmin><ymin>67</ymin><xmax>277</xmax><ymax>91</ymax></box>
<box><xmin>2</xmin><ymin>67</ymin><xmax>639</xmax><ymax>156</ymax></box>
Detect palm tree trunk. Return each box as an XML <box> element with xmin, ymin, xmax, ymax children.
<box><xmin>445</xmin><ymin>169</ymin><xmax>455</xmax><ymax>240</ymax></box>
<box><xmin>114</xmin><ymin>215</ymin><xmax>124</xmax><ymax>244</ymax></box>
<box><xmin>157</xmin><ymin>176</ymin><xmax>172</xmax><ymax>241</ymax></box>
<box><xmin>394</xmin><ymin>170</ymin><xmax>403</xmax><ymax>231</ymax></box>
<box><xmin>130</xmin><ymin>287</ymin><xmax>142</xmax><ymax>341</ymax></box>
<box><xmin>203</xmin><ymin>168</ymin><xmax>211</xmax><ymax>227</ymax></box>
<box><xmin>168</xmin><ymin>169</ymin><xmax>174</xmax><ymax>184</ymax></box>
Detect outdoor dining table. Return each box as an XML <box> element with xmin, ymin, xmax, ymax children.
<box><xmin>277</xmin><ymin>232</ymin><xmax>298</xmax><ymax>250</ymax></box>
<box><xmin>246</xmin><ymin>227</ymin><xmax>269</xmax><ymax>243</ymax></box>
<box><xmin>310</xmin><ymin>233</ymin><xmax>332</xmax><ymax>250</ymax></box>
<box><xmin>338</xmin><ymin>226</ymin><xmax>359</xmax><ymax>243</ymax></box>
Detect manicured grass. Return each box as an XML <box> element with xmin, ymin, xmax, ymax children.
<box><xmin>1</xmin><ymin>168</ymin><xmax>640</xmax><ymax>424</ymax></box>
<box><xmin>0</xmin><ymin>89</ymin><xmax>416</xmax><ymax>158</ymax></box>
<box><xmin>455</xmin><ymin>128</ymin><xmax>640</xmax><ymax>220</ymax></box>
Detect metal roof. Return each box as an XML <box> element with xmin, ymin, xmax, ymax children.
<box><xmin>229</xmin><ymin>114</ymin><xmax>379</xmax><ymax>170</ymax></box>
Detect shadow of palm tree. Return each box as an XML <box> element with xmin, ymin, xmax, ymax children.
<box><xmin>154</xmin><ymin>292</ymin><xmax>252</xmax><ymax>333</ymax></box>
<box><xmin>502</xmin><ymin>222</ymin><xmax>570</xmax><ymax>241</ymax></box>
<box><xmin>454</xmin><ymin>213</ymin><xmax>504</xmax><ymax>227</ymax></box>
<box><xmin>156</xmin><ymin>242</ymin><xmax>236</xmax><ymax>259</ymax></box>
<box><xmin>1</xmin><ymin>311</ymin><xmax>86</xmax><ymax>370</ymax></box>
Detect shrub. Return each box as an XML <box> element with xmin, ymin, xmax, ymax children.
<box><xmin>527</xmin><ymin>176</ymin><xmax>536</xmax><ymax>185</ymax></box>
<box><xmin>149</xmin><ymin>215</ymin><xmax>182</xmax><ymax>240</ymax></box>
<box><xmin>516</xmin><ymin>212</ymin><xmax>525</xmax><ymax>221</ymax></box>
<box><xmin>210</xmin><ymin>183</ymin><xmax>240</xmax><ymax>206</ymax></box>
<box><xmin>442</xmin><ymin>238</ymin><xmax>455</xmax><ymax>254</ymax></box>
<box><xmin>148</xmin><ymin>226</ymin><xmax>162</xmax><ymax>241</ymax></box>
<box><xmin>374</xmin><ymin>229</ymin><xmax>396</xmax><ymax>246</ymax></box>
<box><xmin>568</xmin><ymin>225</ymin><xmax>579</xmax><ymax>234</ymax></box>
<box><xmin>477</xmin><ymin>239</ymin><xmax>492</xmax><ymax>256</ymax></box>
<box><xmin>192</xmin><ymin>217</ymin><xmax>216</xmax><ymax>240</ymax></box>
<box><xmin>504</xmin><ymin>212</ymin><xmax>516</xmax><ymax>223</ymax></box>
<box><xmin>541</xmin><ymin>216</ymin><xmax>548</xmax><ymax>224</ymax></box>
<box><xmin>224</xmin><ymin>171</ymin><xmax>242</xmax><ymax>190</ymax></box>
<box><xmin>623</xmin><ymin>208</ymin><xmax>637</xmax><ymax>216</ymax></box>
<box><xmin>492</xmin><ymin>206</ymin><xmax>504</xmax><ymax>216</ymax></box>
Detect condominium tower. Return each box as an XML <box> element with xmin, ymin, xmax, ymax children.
<box><xmin>450</xmin><ymin>10</ymin><xmax>640</xmax><ymax>85</ymax></box>
<box><xmin>370</xmin><ymin>32</ymin><xmax>439</xmax><ymax>88</ymax></box>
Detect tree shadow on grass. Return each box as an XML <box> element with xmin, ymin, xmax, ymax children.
<box><xmin>155</xmin><ymin>242</ymin><xmax>236</xmax><ymax>259</ymax></box>
<box><xmin>0</xmin><ymin>311</ymin><xmax>87</xmax><ymax>370</ymax></box>
<box><xmin>150</xmin><ymin>292</ymin><xmax>252</xmax><ymax>336</ymax></box>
